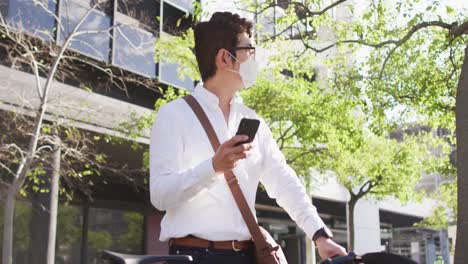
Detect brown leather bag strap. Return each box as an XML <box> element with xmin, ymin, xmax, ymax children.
<box><xmin>183</xmin><ymin>95</ymin><xmax>221</xmax><ymax>150</ymax></box>
<box><xmin>182</xmin><ymin>95</ymin><xmax>270</xmax><ymax>250</ymax></box>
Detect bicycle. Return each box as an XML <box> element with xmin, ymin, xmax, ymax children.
<box><xmin>101</xmin><ymin>250</ymin><xmax>193</xmax><ymax>264</ymax></box>
<box><xmin>319</xmin><ymin>252</ymin><xmax>419</xmax><ymax>264</ymax></box>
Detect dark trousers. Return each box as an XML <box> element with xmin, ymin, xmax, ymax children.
<box><xmin>169</xmin><ymin>244</ymin><xmax>255</xmax><ymax>264</ymax></box>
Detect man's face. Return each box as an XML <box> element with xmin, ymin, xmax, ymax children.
<box><xmin>227</xmin><ymin>32</ymin><xmax>255</xmax><ymax>89</ymax></box>
<box><xmin>234</xmin><ymin>32</ymin><xmax>254</xmax><ymax>64</ymax></box>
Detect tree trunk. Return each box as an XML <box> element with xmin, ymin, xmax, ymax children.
<box><xmin>455</xmin><ymin>45</ymin><xmax>468</xmax><ymax>264</ymax></box>
<box><xmin>46</xmin><ymin>140</ymin><xmax>60</xmax><ymax>264</ymax></box>
<box><xmin>347</xmin><ymin>196</ymin><xmax>357</xmax><ymax>252</ymax></box>
<box><xmin>2</xmin><ymin>186</ymin><xmax>17</xmax><ymax>264</ymax></box>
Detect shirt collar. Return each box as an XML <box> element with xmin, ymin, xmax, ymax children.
<box><xmin>193</xmin><ymin>82</ymin><xmax>238</xmax><ymax>109</ymax></box>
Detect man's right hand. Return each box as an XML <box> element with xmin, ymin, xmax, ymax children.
<box><xmin>212</xmin><ymin>135</ymin><xmax>253</xmax><ymax>175</ymax></box>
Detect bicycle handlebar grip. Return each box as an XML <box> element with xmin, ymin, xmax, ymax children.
<box><xmin>318</xmin><ymin>252</ymin><xmax>357</xmax><ymax>264</ymax></box>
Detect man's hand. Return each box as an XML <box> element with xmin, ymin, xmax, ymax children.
<box><xmin>316</xmin><ymin>237</ymin><xmax>347</xmax><ymax>260</ymax></box>
<box><xmin>212</xmin><ymin>135</ymin><xmax>253</xmax><ymax>174</ymax></box>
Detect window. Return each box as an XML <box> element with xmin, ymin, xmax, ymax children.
<box><xmin>164</xmin><ymin>0</ymin><xmax>194</xmax><ymax>13</ymax></box>
<box><xmin>86</xmin><ymin>208</ymin><xmax>144</xmax><ymax>263</ymax></box>
<box><xmin>58</xmin><ymin>0</ymin><xmax>112</xmax><ymax>62</ymax></box>
<box><xmin>3</xmin><ymin>0</ymin><xmax>57</xmax><ymax>40</ymax></box>
<box><xmin>159</xmin><ymin>3</ymin><xmax>194</xmax><ymax>91</ymax></box>
<box><xmin>159</xmin><ymin>59</ymin><xmax>194</xmax><ymax>91</ymax></box>
<box><xmin>55</xmin><ymin>205</ymin><xmax>83</xmax><ymax>264</ymax></box>
<box><xmin>112</xmin><ymin>0</ymin><xmax>159</xmax><ymax>77</ymax></box>
<box><xmin>162</xmin><ymin>2</ymin><xmax>191</xmax><ymax>34</ymax></box>
<box><xmin>54</xmin><ymin>204</ymin><xmax>145</xmax><ymax>264</ymax></box>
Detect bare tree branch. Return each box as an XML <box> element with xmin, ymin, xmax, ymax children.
<box><xmin>0</xmin><ymin>162</ymin><xmax>16</xmax><ymax>178</ymax></box>
<box><xmin>33</xmin><ymin>0</ymin><xmax>66</xmax><ymax>37</ymax></box>
<box><xmin>36</xmin><ymin>145</ymin><xmax>53</xmax><ymax>154</ymax></box>
<box><xmin>254</xmin><ymin>0</ymin><xmax>348</xmax><ymax>17</ymax></box>
<box><xmin>30</xmin><ymin>57</ymin><xmax>44</xmax><ymax>99</ymax></box>
<box><xmin>4</xmin><ymin>144</ymin><xmax>25</xmax><ymax>161</ymax></box>
<box><xmin>276</xmin><ymin>124</ymin><xmax>295</xmax><ymax>149</ymax></box>
<box><xmin>285</xmin><ymin>145</ymin><xmax>327</xmax><ymax>164</ymax></box>
<box><xmin>301</xmin><ymin>21</ymin><xmax>454</xmax><ymax>53</ymax></box>
<box><xmin>72</xmin><ymin>24</ymin><xmax>122</xmax><ymax>38</ymax></box>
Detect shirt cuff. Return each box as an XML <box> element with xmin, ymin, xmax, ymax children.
<box><xmin>302</xmin><ymin>214</ymin><xmax>327</xmax><ymax>240</ymax></box>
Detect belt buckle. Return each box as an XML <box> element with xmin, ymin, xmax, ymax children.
<box><xmin>232</xmin><ymin>241</ymin><xmax>241</xmax><ymax>252</ymax></box>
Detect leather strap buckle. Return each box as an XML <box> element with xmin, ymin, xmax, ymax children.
<box><xmin>226</xmin><ymin>175</ymin><xmax>238</xmax><ymax>186</ymax></box>
<box><xmin>232</xmin><ymin>241</ymin><xmax>242</xmax><ymax>252</ymax></box>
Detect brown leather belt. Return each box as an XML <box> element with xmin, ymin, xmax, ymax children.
<box><xmin>170</xmin><ymin>236</ymin><xmax>252</xmax><ymax>251</ymax></box>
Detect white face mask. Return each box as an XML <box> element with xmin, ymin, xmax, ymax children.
<box><xmin>227</xmin><ymin>51</ymin><xmax>258</xmax><ymax>89</ymax></box>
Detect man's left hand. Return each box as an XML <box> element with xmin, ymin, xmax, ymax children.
<box><xmin>315</xmin><ymin>237</ymin><xmax>347</xmax><ymax>260</ymax></box>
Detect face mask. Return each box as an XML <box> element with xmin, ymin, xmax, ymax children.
<box><xmin>227</xmin><ymin>51</ymin><xmax>258</xmax><ymax>89</ymax></box>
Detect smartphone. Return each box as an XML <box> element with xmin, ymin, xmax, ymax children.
<box><xmin>235</xmin><ymin>118</ymin><xmax>260</xmax><ymax>146</ymax></box>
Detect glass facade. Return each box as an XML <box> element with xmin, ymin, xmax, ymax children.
<box><xmin>159</xmin><ymin>45</ymin><xmax>194</xmax><ymax>91</ymax></box>
<box><xmin>3</xmin><ymin>0</ymin><xmax>57</xmax><ymax>40</ymax></box>
<box><xmin>86</xmin><ymin>208</ymin><xmax>144</xmax><ymax>263</ymax></box>
<box><xmin>159</xmin><ymin>2</ymin><xmax>194</xmax><ymax>90</ymax></box>
<box><xmin>2</xmin><ymin>0</ymin><xmax>195</xmax><ymax>90</ymax></box>
<box><xmin>113</xmin><ymin>0</ymin><xmax>159</xmax><ymax>77</ymax></box>
<box><xmin>58</xmin><ymin>0</ymin><xmax>112</xmax><ymax>62</ymax></box>
<box><xmin>0</xmin><ymin>201</ymin><xmax>144</xmax><ymax>264</ymax></box>
<box><xmin>164</xmin><ymin>0</ymin><xmax>193</xmax><ymax>13</ymax></box>
<box><xmin>55</xmin><ymin>205</ymin><xmax>83</xmax><ymax>264</ymax></box>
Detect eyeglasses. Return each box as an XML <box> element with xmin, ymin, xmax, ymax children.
<box><xmin>235</xmin><ymin>46</ymin><xmax>256</xmax><ymax>58</ymax></box>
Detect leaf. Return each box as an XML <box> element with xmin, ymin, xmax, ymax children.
<box><xmin>42</xmin><ymin>126</ymin><xmax>51</xmax><ymax>134</ymax></box>
<box><xmin>82</xmin><ymin>170</ymin><xmax>93</xmax><ymax>176</ymax></box>
<box><xmin>19</xmin><ymin>189</ymin><xmax>27</xmax><ymax>197</ymax></box>
<box><xmin>446</xmin><ymin>6</ymin><xmax>455</xmax><ymax>15</ymax></box>
<box><xmin>408</xmin><ymin>17</ymin><xmax>418</xmax><ymax>28</ymax></box>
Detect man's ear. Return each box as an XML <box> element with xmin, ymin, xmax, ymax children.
<box><xmin>215</xmin><ymin>48</ymin><xmax>233</xmax><ymax>71</ymax></box>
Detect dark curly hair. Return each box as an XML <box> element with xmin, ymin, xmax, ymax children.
<box><xmin>194</xmin><ymin>12</ymin><xmax>253</xmax><ymax>82</ymax></box>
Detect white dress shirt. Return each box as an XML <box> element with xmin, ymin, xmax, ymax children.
<box><xmin>150</xmin><ymin>83</ymin><xmax>325</xmax><ymax>242</ymax></box>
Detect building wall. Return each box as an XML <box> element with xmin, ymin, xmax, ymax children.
<box><xmin>353</xmin><ymin>200</ymin><xmax>383</xmax><ymax>254</ymax></box>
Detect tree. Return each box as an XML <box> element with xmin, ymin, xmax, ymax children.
<box><xmin>0</xmin><ymin>0</ymin><xmax>104</xmax><ymax>258</ymax></box>
<box><xmin>241</xmin><ymin>0</ymin><xmax>466</xmax><ymax>261</ymax></box>
<box><xmin>331</xmin><ymin>131</ymin><xmax>450</xmax><ymax>250</ymax></box>
<box><xmin>0</xmin><ymin>1</ymin><xmax>145</xmax><ymax>263</ymax></box>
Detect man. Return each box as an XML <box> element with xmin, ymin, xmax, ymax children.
<box><xmin>150</xmin><ymin>12</ymin><xmax>347</xmax><ymax>264</ymax></box>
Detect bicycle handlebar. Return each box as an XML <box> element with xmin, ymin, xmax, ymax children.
<box><xmin>319</xmin><ymin>252</ymin><xmax>359</xmax><ymax>264</ymax></box>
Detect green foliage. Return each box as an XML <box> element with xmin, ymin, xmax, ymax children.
<box><xmin>331</xmin><ymin>130</ymin><xmax>445</xmax><ymax>202</ymax></box>
<box><xmin>155</xmin><ymin>30</ymin><xmax>199</xmax><ymax>81</ymax></box>
<box><xmin>114</xmin><ymin>0</ymin><xmax>462</xmax><ymax>230</ymax></box>
<box><xmin>56</xmin><ymin>205</ymin><xmax>82</xmax><ymax>247</ymax></box>
<box><xmin>416</xmin><ymin>181</ymin><xmax>457</xmax><ymax>228</ymax></box>
<box><xmin>117</xmin><ymin>212</ymin><xmax>144</xmax><ymax>252</ymax></box>
<box><xmin>87</xmin><ymin>230</ymin><xmax>113</xmax><ymax>252</ymax></box>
